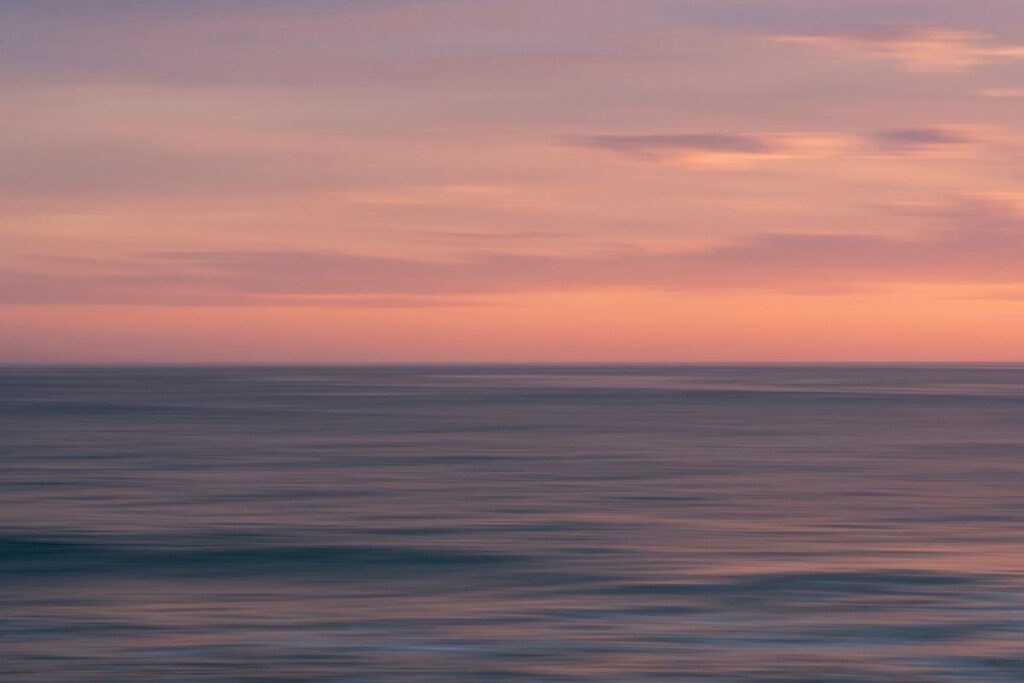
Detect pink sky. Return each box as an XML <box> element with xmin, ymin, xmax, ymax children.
<box><xmin>3</xmin><ymin>1</ymin><xmax>1024</xmax><ymax>361</ymax></box>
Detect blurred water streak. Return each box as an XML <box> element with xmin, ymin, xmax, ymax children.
<box><xmin>2</xmin><ymin>364</ymin><xmax>1024</xmax><ymax>682</ymax></box>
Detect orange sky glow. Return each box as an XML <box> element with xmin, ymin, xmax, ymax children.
<box><xmin>3</xmin><ymin>1</ymin><xmax>1024</xmax><ymax>362</ymax></box>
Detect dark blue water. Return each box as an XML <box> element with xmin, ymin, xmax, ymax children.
<box><xmin>2</xmin><ymin>365</ymin><xmax>1024</xmax><ymax>682</ymax></box>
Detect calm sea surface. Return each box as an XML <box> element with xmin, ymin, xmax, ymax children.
<box><xmin>2</xmin><ymin>364</ymin><xmax>1024</xmax><ymax>682</ymax></box>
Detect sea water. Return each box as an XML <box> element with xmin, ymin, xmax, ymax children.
<box><xmin>2</xmin><ymin>365</ymin><xmax>1023</xmax><ymax>681</ymax></box>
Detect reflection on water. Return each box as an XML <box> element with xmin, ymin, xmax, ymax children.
<box><xmin>2</xmin><ymin>364</ymin><xmax>1024</xmax><ymax>681</ymax></box>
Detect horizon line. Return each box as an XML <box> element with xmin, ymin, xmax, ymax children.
<box><xmin>4</xmin><ymin>361</ymin><xmax>1024</xmax><ymax>368</ymax></box>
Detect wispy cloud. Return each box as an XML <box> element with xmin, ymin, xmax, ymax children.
<box><xmin>6</xmin><ymin>196</ymin><xmax>1023</xmax><ymax>305</ymax></box>
<box><xmin>574</xmin><ymin>126</ymin><xmax>998</xmax><ymax>166</ymax></box>
<box><xmin>776</xmin><ymin>26</ymin><xmax>1024</xmax><ymax>72</ymax></box>
<box><xmin>868</xmin><ymin>126</ymin><xmax>985</xmax><ymax>158</ymax></box>
<box><xmin>573</xmin><ymin>133</ymin><xmax>851</xmax><ymax>168</ymax></box>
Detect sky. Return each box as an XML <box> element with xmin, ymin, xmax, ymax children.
<box><xmin>4</xmin><ymin>0</ymin><xmax>1024</xmax><ymax>362</ymax></box>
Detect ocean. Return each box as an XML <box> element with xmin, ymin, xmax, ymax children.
<box><xmin>2</xmin><ymin>364</ymin><xmax>1023</xmax><ymax>682</ymax></box>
